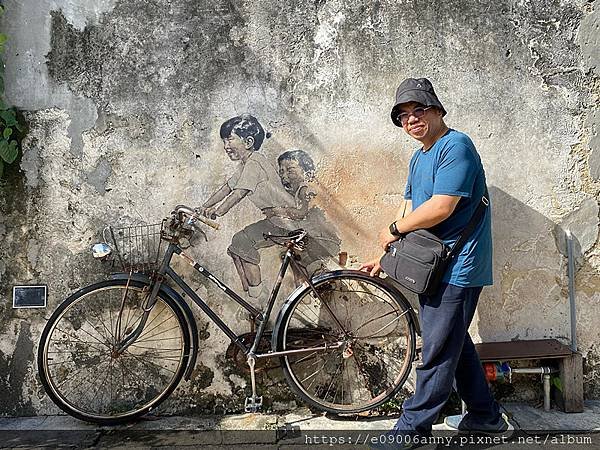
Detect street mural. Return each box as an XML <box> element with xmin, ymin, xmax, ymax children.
<box><xmin>199</xmin><ymin>114</ymin><xmax>341</xmax><ymax>299</ymax></box>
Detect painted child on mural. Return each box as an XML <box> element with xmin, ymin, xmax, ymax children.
<box><xmin>197</xmin><ymin>114</ymin><xmax>296</xmax><ymax>300</ymax></box>
<box><xmin>264</xmin><ymin>149</ymin><xmax>341</xmax><ymax>282</ymax></box>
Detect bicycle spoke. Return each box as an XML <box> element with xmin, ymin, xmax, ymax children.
<box><xmin>46</xmin><ymin>348</ymin><xmax>106</xmax><ymax>355</ymax></box>
<box><xmin>122</xmin><ymin>292</ymin><xmax>157</xmax><ymax>340</ymax></box>
<box><xmin>121</xmin><ymin>296</ymin><xmax>136</xmax><ymax>339</ymax></box>
<box><xmin>323</xmin><ymin>357</ymin><xmax>345</xmax><ymax>401</ymax></box>
<box><xmin>123</xmin><ymin>307</ymin><xmax>146</xmax><ymax>339</ymax></box>
<box><xmin>136</xmin><ymin>324</ymin><xmax>183</xmax><ymax>342</ymax></box>
<box><xmin>123</xmin><ymin>349</ymin><xmax>177</xmax><ymax>375</ymax></box>
<box><xmin>288</xmin><ymin>350</ymin><xmax>319</xmax><ymax>365</ymax></box>
<box><xmin>115</xmin><ymin>357</ymin><xmax>156</xmax><ymax>398</ymax></box>
<box><xmin>64</xmin><ymin>323</ymin><xmax>109</xmax><ymax>348</ymax></box>
<box><xmin>301</xmin><ymin>349</ymin><xmax>340</xmax><ymax>387</ymax></box>
<box><xmin>354</xmin><ymin>309</ymin><xmax>409</xmax><ymax>337</ymax></box>
<box><xmin>49</xmin><ymin>337</ymin><xmax>109</xmax><ymax>348</ymax></box>
<box><xmin>289</xmin><ymin>304</ymin><xmax>324</xmax><ymax>329</ymax></box>
<box><xmin>310</xmin><ymin>289</ymin><xmax>350</xmax><ymax>335</ymax></box>
<box><xmin>136</xmin><ymin>314</ymin><xmax>176</xmax><ymax>342</ymax></box>
<box><xmin>134</xmin><ymin>303</ymin><xmax>167</xmax><ymax>335</ymax></box>
<box><xmin>353</xmin><ymin>340</ymin><xmax>408</xmax><ymax>383</ymax></box>
<box><xmin>89</xmin><ymin>362</ymin><xmax>114</xmax><ymax>408</ymax></box>
<box><xmin>344</xmin><ymin>286</ymin><xmax>395</xmax><ymax>305</ymax></box>
<box><xmin>290</xmin><ymin>348</ymin><xmax>330</xmax><ymax>373</ymax></box>
<box><xmin>54</xmin><ymin>325</ymin><xmax>110</xmax><ymax>350</ymax></box>
<box><xmin>122</xmin><ymin>354</ymin><xmax>183</xmax><ymax>362</ymax></box>
<box><xmin>108</xmin><ymin>358</ymin><xmax>115</xmax><ymax>413</ymax></box>
<box><xmin>81</xmin><ymin>314</ymin><xmax>113</xmax><ymax>346</ymax></box>
<box><xmin>108</xmin><ymin>290</ymin><xmax>115</xmax><ymax>346</ymax></box>
<box><xmin>50</xmin><ymin>327</ymin><xmax>110</xmax><ymax>356</ymax></box>
<box><xmin>51</xmin><ymin>364</ymin><xmax>91</xmax><ymax>392</ymax></box>
<box><xmin>339</xmin><ymin>362</ymin><xmax>345</xmax><ymax>405</ymax></box>
<box><xmin>348</xmin><ymin>352</ymin><xmax>376</xmax><ymax>400</ymax></box>
<box><xmin>128</xmin><ymin>345</ymin><xmax>182</xmax><ymax>352</ymax></box>
<box><xmin>129</xmin><ymin>336</ymin><xmax>183</xmax><ymax>343</ymax></box>
<box><xmin>84</xmin><ymin>302</ymin><xmax>117</xmax><ymax>345</ymax></box>
<box><xmin>59</xmin><ymin>360</ymin><xmax>112</xmax><ymax>407</ymax></box>
<box><xmin>352</xmin><ymin>342</ymin><xmax>408</xmax><ymax>386</ymax></box>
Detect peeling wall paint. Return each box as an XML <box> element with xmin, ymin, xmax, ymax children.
<box><xmin>0</xmin><ymin>0</ymin><xmax>598</xmax><ymax>415</ymax></box>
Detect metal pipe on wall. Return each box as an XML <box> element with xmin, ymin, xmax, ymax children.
<box><xmin>510</xmin><ymin>367</ymin><xmax>554</xmax><ymax>375</ymax></box>
<box><xmin>510</xmin><ymin>366</ymin><xmax>557</xmax><ymax>412</ymax></box>
<box><xmin>543</xmin><ymin>374</ymin><xmax>551</xmax><ymax>412</ymax></box>
<box><xmin>566</xmin><ymin>229</ymin><xmax>578</xmax><ymax>353</ymax></box>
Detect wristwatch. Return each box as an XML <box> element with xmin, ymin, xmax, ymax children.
<box><xmin>389</xmin><ymin>221</ymin><xmax>402</xmax><ymax>237</ymax></box>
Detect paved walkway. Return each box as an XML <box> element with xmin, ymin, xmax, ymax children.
<box><xmin>0</xmin><ymin>402</ymin><xmax>599</xmax><ymax>448</ymax></box>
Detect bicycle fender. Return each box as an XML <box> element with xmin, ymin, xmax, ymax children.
<box><xmin>108</xmin><ymin>273</ymin><xmax>200</xmax><ymax>381</ymax></box>
<box><xmin>271</xmin><ymin>269</ymin><xmax>419</xmax><ymax>351</ymax></box>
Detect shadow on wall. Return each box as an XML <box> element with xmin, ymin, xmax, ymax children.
<box><xmin>476</xmin><ymin>186</ymin><xmax>580</xmax><ymax>344</ymax></box>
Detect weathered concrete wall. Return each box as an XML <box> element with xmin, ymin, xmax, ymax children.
<box><xmin>0</xmin><ymin>0</ymin><xmax>598</xmax><ymax>415</ymax></box>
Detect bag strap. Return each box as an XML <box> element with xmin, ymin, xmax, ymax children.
<box><xmin>400</xmin><ymin>200</ymin><xmax>409</xmax><ymax>219</ymax></box>
<box><xmin>447</xmin><ymin>189</ymin><xmax>490</xmax><ymax>258</ymax></box>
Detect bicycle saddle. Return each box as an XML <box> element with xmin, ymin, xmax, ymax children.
<box><xmin>263</xmin><ymin>229</ymin><xmax>307</xmax><ymax>247</ymax></box>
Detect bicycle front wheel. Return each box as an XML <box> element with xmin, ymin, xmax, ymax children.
<box><xmin>38</xmin><ymin>279</ymin><xmax>190</xmax><ymax>424</ymax></box>
<box><xmin>274</xmin><ymin>271</ymin><xmax>416</xmax><ymax>414</ymax></box>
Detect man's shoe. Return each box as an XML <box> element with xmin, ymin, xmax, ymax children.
<box><xmin>443</xmin><ymin>412</ymin><xmax>513</xmax><ymax>437</ymax></box>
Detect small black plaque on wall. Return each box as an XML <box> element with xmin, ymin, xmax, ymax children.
<box><xmin>13</xmin><ymin>285</ymin><xmax>47</xmax><ymax>308</ymax></box>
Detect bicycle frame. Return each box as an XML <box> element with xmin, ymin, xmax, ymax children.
<box><xmin>116</xmin><ymin>241</ymin><xmax>344</xmax><ymax>360</ymax></box>
<box><xmin>39</xmin><ymin>204</ymin><xmax>422</xmax><ymax>421</ymax></box>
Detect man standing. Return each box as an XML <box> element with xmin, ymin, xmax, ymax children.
<box><xmin>360</xmin><ymin>78</ymin><xmax>509</xmax><ymax>442</ymax></box>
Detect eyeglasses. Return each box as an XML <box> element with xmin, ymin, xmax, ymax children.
<box><xmin>397</xmin><ymin>106</ymin><xmax>433</xmax><ymax>125</ymax></box>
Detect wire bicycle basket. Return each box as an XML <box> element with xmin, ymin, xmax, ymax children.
<box><xmin>103</xmin><ymin>221</ymin><xmax>165</xmax><ymax>273</ymax></box>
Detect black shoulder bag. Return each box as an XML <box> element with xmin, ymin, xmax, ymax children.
<box><xmin>380</xmin><ymin>193</ymin><xmax>489</xmax><ymax>296</ymax></box>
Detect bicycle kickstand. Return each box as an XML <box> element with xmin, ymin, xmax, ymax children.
<box><xmin>244</xmin><ymin>354</ymin><xmax>262</xmax><ymax>413</ymax></box>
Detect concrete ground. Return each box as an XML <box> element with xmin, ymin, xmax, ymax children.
<box><xmin>0</xmin><ymin>402</ymin><xmax>599</xmax><ymax>449</ymax></box>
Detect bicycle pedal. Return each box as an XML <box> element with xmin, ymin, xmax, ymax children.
<box><xmin>244</xmin><ymin>396</ymin><xmax>263</xmax><ymax>412</ymax></box>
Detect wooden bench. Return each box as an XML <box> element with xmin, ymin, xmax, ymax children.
<box><xmin>474</xmin><ymin>339</ymin><xmax>583</xmax><ymax>413</ymax></box>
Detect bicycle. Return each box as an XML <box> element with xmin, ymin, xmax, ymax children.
<box><xmin>37</xmin><ymin>205</ymin><xmax>419</xmax><ymax>425</ymax></box>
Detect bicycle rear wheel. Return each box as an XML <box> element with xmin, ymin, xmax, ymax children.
<box><xmin>274</xmin><ymin>270</ymin><xmax>416</xmax><ymax>414</ymax></box>
<box><xmin>38</xmin><ymin>279</ymin><xmax>190</xmax><ymax>424</ymax></box>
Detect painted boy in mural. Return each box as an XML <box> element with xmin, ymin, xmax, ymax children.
<box><xmin>265</xmin><ymin>149</ymin><xmax>341</xmax><ymax>281</ymax></box>
<box><xmin>197</xmin><ymin>114</ymin><xmax>295</xmax><ymax>299</ymax></box>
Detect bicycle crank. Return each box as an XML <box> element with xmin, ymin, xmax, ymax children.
<box><xmin>245</xmin><ymin>354</ymin><xmax>263</xmax><ymax>413</ymax></box>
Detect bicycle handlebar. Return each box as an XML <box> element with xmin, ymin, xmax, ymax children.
<box><xmin>173</xmin><ymin>205</ymin><xmax>220</xmax><ymax>230</ymax></box>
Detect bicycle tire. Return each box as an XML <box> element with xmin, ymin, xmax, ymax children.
<box><xmin>274</xmin><ymin>270</ymin><xmax>416</xmax><ymax>414</ymax></box>
<box><xmin>38</xmin><ymin>279</ymin><xmax>190</xmax><ymax>424</ymax></box>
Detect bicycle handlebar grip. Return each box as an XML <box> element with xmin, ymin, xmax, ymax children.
<box><xmin>195</xmin><ymin>214</ymin><xmax>220</xmax><ymax>230</ymax></box>
<box><xmin>173</xmin><ymin>205</ymin><xmax>220</xmax><ymax>230</ymax></box>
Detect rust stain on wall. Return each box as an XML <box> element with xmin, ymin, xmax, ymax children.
<box><xmin>314</xmin><ymin>148</ymin><xmax>409</xmax><ymax>248</ymax></box>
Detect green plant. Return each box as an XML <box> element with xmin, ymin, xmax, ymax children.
<box><xmin>0</xmin><ymin>4</ymin><xmax>23</xmax><ymax>178</ymax></box>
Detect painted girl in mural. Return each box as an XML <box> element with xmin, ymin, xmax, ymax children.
<box><xmin>197</xmin><ymin>114</ymin><xmax>296</xmax><ymax>300</ymax></box>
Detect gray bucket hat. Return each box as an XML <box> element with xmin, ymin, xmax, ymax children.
<box><xmin>391</xmin><ymin>78</ymin><xmax>446</xmax><ymax>127</ymax></box>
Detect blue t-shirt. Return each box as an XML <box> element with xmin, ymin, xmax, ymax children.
<box><xmin>404</xmin><ymin>129</ymin><xmax>493</xmax><ymax>287</ymax></box>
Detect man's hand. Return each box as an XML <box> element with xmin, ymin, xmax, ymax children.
<box><xmin>378</xmin><ymin>226</ymin><xmax>399</xmax><ymax>250</ymax></box>
<box><xmin>359</xmin><ymin>257</ymin><xmax>383</xmax><ymax>277</ymax></box>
